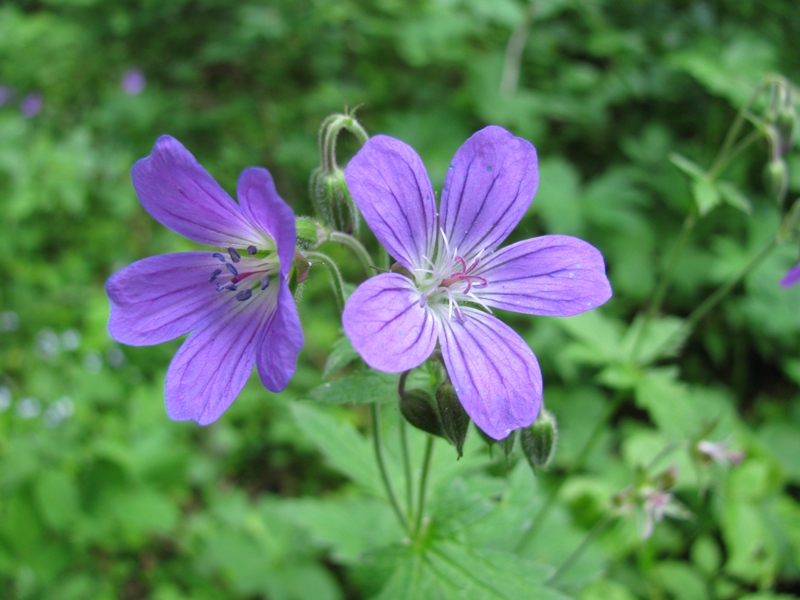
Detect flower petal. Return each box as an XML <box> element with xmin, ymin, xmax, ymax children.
<box><xmin>237</xmin><ymin>167</ymin><xmax>297</xmax><ymax>277</ymax></box>
<box><xmin>255</xmin><ymin>282</ymin><xmax>303</xmax><ymax>392</ymax></box>
<box><xmin>345</xmin><ymin>136</ymin><xmax>437</xmax><ymax>270</ymax></box>
<box><xmin>165</xmin><ymin>293</ymin><xmax>275</xmax><ymax>424</ymax></box>
<box><xmin>780</xmin><ymin>263</ymin><xmax>800</xmax><ymax>288</ymax></box>
<box><xmin>476</xmin><ymin>235</ymin><xmax>612</xmax><ymax>316</ymax></box>
<box><xmin>440</xmin><ymin>126</ymin><xmax>539</xmax><ymax>260</ymax></box>
<box><xmin>132</xmin><ymin>136</ymin><xmax>263</xmax><ymax>247</ymax></box>
<box><xmin>106</xmin><ymin>252</ymin><xmax>229</xmax><ymax>346</ymax></box>
<box><xmin>439</xmin><ymin>309</ymin><xmax>542</xmax><ymax>440</ymax></box>
<box><xmin>342</xmin><ymin>273</ymin><xmax>438</xmax><ymax>373</ymax></box>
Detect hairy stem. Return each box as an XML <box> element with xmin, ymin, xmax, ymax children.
<box><xmin>304</xmin><ymin>251</ymin><xmax>346</xmax><ymax>311</ymax></box>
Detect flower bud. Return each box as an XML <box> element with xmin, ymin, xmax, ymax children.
<box><xmin>309</xmin><ymin>167</ymin><xmax>360</xmax><ymax>234</ymax></box>
<box><xmin>520</xmin><ymin>409</ymin><xmax>557</xmax><ymax>471</ymax></box>
<box><xmin>295</xmin><ymin>217</ymin><xmax>320</xmax><ymax>250</ymax></box>
<box><xmin>765</xmin><ymin>159</ymin><xmax>788</xmax><ymax>202</ymax></box>
<box><xmin>399</xmin><ymin>388</ymin><xmax>443</xmax><ymax>437</ymax></box>
<box><xmin>436</xmin><ymin>382</ymin><xmax>470</xmax><ymax>457</ymax></box>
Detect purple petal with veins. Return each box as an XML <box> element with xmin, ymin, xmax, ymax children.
<box><xmin>344</xmin><ymin>125</ymin><xmax>612</xmax><ymax>439</ymax></box>
<box><xmin>107</xmin><ymin>135</ymin><xmax>302</xmax><ymax>424</ymax></box>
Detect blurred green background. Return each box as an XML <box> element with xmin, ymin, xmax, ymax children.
<box><xmin>1</xmin><ymin>1</ymin><xmax>799</xmax><ymax>598</ymax></box>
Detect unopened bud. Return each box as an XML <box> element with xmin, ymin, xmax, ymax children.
<box><xmin>520</xmin><ymin>409</ymin><xmax>557</xmax><ymax>471</ymax></box>
<box><xmin>295</xmin><ymin>218</ymin><xmax>320</xmax><ymax>250</ymax></box>
<box><xmin>310</xmin><ymin>167</ymin><xmax>360</xmax><ymax>234</ymax></box>
<box><xmin>399</xmin><ymin>389</ymin><xmax>443</xmax><ymax>437</ymax></box>
<box><xmin>765</xmin><ymin>159</ymin><xmax>788</xmax><ymax>202</ymax></box>
<box><xmin>436</xmin><ymin>382</ymin><xmax>470</xmax><ymax>457</ymax></box>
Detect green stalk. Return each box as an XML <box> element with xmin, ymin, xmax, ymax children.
<box><xmin>397</xmin><ymin>371</ymin><xmax>415</xmax><ymax>516</ymax></box>
<box><xmin>414</xmin><ymin>436</ymin><xmax>436</xmax><ymax>536</ymax></box>
<box><xmin>547</xmin><ymin>514</ymin><xmax>616</xmax><ymax>584</ymax></box>
<box><xmin>515</xmin><ymin>390</ymin><xmax>626</xmax><ymax>553</ymax></box>
<box><xmin>370</xmin><ymin>403</ymin><xmax>410</xmax><ymax>533</ymax></box>
<box><xmin>304</xmin><ymin>251</ymin><xmax>346</xmax><ymax>311</ymax></box>
<box><xmin>327</xmin><ymin>231</ymin><xmax>373</xmax><ymax>276</ymax></box>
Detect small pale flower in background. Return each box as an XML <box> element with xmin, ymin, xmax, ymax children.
<box><xmin>106</xmin><ymin>136</ymin><xmax>303</xmax><ymax>424</ymax></box>
<box><xmin>780</xmin><ymin>263</ymin><xmax>800</xmax><ymax>288</ymax></box>
<box><xmin>121</xmin><ymin>68</ymin><xmax>146</xmax><ymax>95</ymax></box>
<box><xmin>640</xmin><ymin>489</ymin><xmax>688</xmax><ymax>540</ymax></box>
<box><xmin>342</xmin><ymin>126</ymin><xmax>612</xmax><ymax>439</ymax></box>
<box><xmin>696</xmin><ymin>439</ymin><xmax>744</xmax><ymax>467</ymax></box>
<box><xmin>20</xmin><ymin>93</ymin><xmax>43</xmax><ymax>118</ymax></box>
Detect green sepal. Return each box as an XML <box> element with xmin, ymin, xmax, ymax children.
<box><xmin>399</xmin><ymin>389</ymin><xmax>443</xmax><ymax>438</ymax></box>
<box><xmin>435</xmin><ymin>382</ymin><xmax>470</xmax><ymax>457</ymax></box>
<box><xmin>520</xmin><ymin>409</ymin><xmax>558</xmax><ymax>471</ymax></box>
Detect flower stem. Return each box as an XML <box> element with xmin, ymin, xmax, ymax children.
<box><xmin>397</xmin><ymin>371</ymin><xmax>415</xmax><ymax>516</ymax></box>
<box><xmin>683</xmin><ymin>237</ymin><xmax>778</xmax><ymax>333</ymax></box>
<box><xmin>547</xmin><ymin>514</ymin><xmax>616</xmax><ymax>584</ymax></box>
<box><xmin>414</xmin><ymin>435</ymin><xmax>436</xmax><ymax>536</ymax></box>
<box><xmin>304</xmin><ymin>251</ymin><xmax>346</xmax><ymax>311</ymax></box>
<box><xmin>515</xmin><ymin>390</ymin><xmax>626</xmax><ymax>553</ymax></box>
<box><xmin>631</xmin><ymin>213</ymin><xmax>696</xmax><ymax>358</ymax></box>
<box><xmin>326</xmin><ymin>231</ymin><xmax>373</xmax><ymax>276</ymax></box>
<box><xmin>370</xmin><ymin>403</ymin><xmax>410</xmax><ymax>533</ymax></box>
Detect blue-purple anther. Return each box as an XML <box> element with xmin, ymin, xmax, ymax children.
<box><xmin>209</xmin><ymin>245</ymin><xmax>279</xmax><ymax>302</ymax></box>
<box><xmin>342</xmin><ymin>126</ymin><xmax>612</xmax><ymax>440</ymax></box>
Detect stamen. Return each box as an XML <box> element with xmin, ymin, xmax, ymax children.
<box><xmin>260</xmin><ymin>276</ymin><xmax>270</xmax><ymax>290</ymax></box>
<box><xmin>247</xmin><ymin>245</ymin><xmax>258</xmax><ymax>255</ymax></box>
<box><xmin>209</xmin><ymin>268</ymin><xmax>222</xmax><ymax>283</ymax></box>
<box><xmin>225</xmin><ymin>283</ymin><xmax>237</xmax><ymax>291</ymax></box>
<box><xmin>419</xmin><ymin>294</ymin><xmax>427</xmax><ymax>308</ymax></box>
<box><xmin>213</xmin><ymin>252</ymin><xmax>226</xmax><ymax>262</ymax></box>
<box><xmin>228</xmin><ymin>247</ymin><xmax>241</xmax><ymax>263</ymax></box>
<box><xmin>226</xmin><ymin>263</ymin><xmax>239</xmax><ymax>276</ymax></box>
<box><xmin>236</xmin><ymin>289</ymin><xmax>252</xmax><ymax>301</ymax></box>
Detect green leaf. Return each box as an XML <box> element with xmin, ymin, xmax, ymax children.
<box><xmin>718</xmin><ymin>181</ymin><xmax>752</xmax><ymax>214</ymax></box>
<box><xmin>289</xmin><ymin>402</ymin><xmax>385</xmax><ymax>494</ymax></box>
<box><xmin>374</xmin><ymin>540</ymin><xmax>566</xmax><ymax>600</ymax></box>
<box><xmin>280</xmin><ymin>496</ymin><xmax>403</xmax><ymax>563</ymax></box>
<box><xmin>691</xmin><ymin>178</ymin><xmax>721</xmax><ymax>215</ymax></box>
<box><xmin>303</xmin><ymin>369</ymin><xmax>398</xmax><ymax>405</ymax></box>
<box><xmin>621</xmin><ymin>315</ymin><xmax>687</xmax><ymax>366</ymax></box>
<box><xmin>634</xmin><ymin>368</ymin><xmax>702</xmax><ymax>439</ymax></box>
<box><xmin>34</xmin><ymin>470</ymin><xmax>81</xmax><ymax>531</ymax></box>
<box><xmin>322</xmin><ymin>335</ymin><xmax>359</xmax><ymax>380</ymax></box>
<box><xmin>669</xmin><ymin>152</ymin><xmax>707</xmax><ymax>181</ymax></box>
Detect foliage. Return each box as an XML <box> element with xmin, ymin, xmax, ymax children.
<box><xmin>1</xmin><ymin>0</ymin><xmax>799</xmax><ymax>598</ymax></box>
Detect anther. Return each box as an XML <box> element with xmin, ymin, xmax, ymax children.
<box><xmin>247</xmin><ymin>245</ymin><xmax>258</xmax><ymax>255</ymax></box>
<box><xmin>225</xmin><ymin>284</ymin><xmax>237</xmax><ymax>291</ymax></box>
<box><xmin>209</xmin><ymin>268</ymin><xmax>222</xmax><ymax>283</ymax></box>
<box><xmin>226</xmin><ymin>263</ymin><xmax>239</xmax><ymax>276</ymax></box>
<box><xmin>213</xmin><ymin>252</ymin><xmax>226</xmax><ymax>262</ymax></box>
<box><xmin>260</xmin><ymin>276</ymin><xmax>270</xmax><ymax>290</ymax></box>
<box><xmin>228</xmin><ymin>247</ymin><xmax>241</xmax><ymax>263</ymax></box>
<box><xmin>236</xmin><ymin>289</ymin><xmax>252</xmax><ymax>301</ymax></box>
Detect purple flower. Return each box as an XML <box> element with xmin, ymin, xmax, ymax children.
<box><xmin>342</xmin><ymin>126</ymin><xmax>612</xmax><ymax>439</ymax></box>
<box><xmin>106</xmin><ymin>136</ymin><xmax>303</xmax><ymax>424</ymax></box>
<box><xmin>121</xmin><ymin>68</ymin><xmax>146</xmax><ymax>95</ymax></box>
<box><xmin>780</xmin><ymin>263</ymin><xmax>800</xmax><ymax>287</ymax></box>
<box><xmin>20</xmin><ymin>93</ymin><xmax>43</xmax><ymax>118</ymax></box>
<box><xmin>0</xmin><ymin>85</ymin><xmax>13</xmax><ymax>107</ymax></box>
